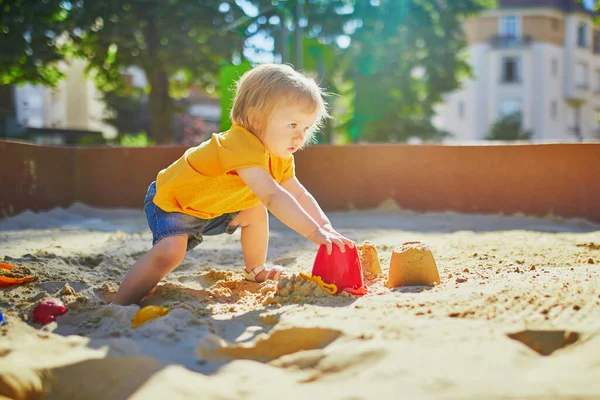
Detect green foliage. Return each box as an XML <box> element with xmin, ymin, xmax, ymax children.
<box><xmin>119</xmin><ymin>131</ymin><xmax>154</xmax><ymax>147</ymax></box>
<box><xmin>219</xmin><ymin>61</ymin><xmax>252</xmax><ymax>132</ymax></box>
<box><xmin>2</xmin><ymin>0</ymin><xmax>497</xmax><ymax>144</ymax></box>
<box><xmin>0</xmin><ymin>0</ymin><xmax>73</xmax><ymax>86</ymax></box>
<box><xmin>62</xmin><ymin>1</ymin><xmax>246</xmax><ymax>143</ymax></box>
<box><xmin>67</xmin><ymin>1</ymin><xmax>245</xmax><ymax>90</ymax></box>
<box><xmin>346</xmin><ymin>0</ymin><xmax>490</xmax><ymax>142</ymax></box>
<box><xmin>485</xmin><ymin>113</ymin><xmax>532</xmax><ymax>141</ymax></box>
<box><xmin>75</xmin><ymin>134</ymin><xmax>107</xmax><ymax>146</ymax></box>
<box><xmin>246</xmin><ymin>0</ymin><xmax>493</xmax><ymax>143</ymax></box>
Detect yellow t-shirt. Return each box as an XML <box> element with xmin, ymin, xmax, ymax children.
<box><xmin>153</xmin><ymin>124</ymin><xmax>295</xmax><ymax>219</ymax></box>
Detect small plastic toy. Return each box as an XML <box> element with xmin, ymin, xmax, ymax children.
<box><xmin>312</xmin><ymin>244</ymin><xmax>366</xmax><ymax>295</ymax></box>
<box><xmin>0</xmin><ymin>262</ymin><xmax>37</xmax><ymax>286</ymax></box>
<box><xmin>131</xmin><ymin>305</ymin><xmax>170</xmax><ymax>329</ymax></box>
<box><xmin>31</xmin><ymin>299</ymin><xmax>67</xmax><ymax>325</ymax></box>
<box><xmin>299</xmin><ymin>272</ymin><xmax>337</xmax><ymax>295</ymax></box>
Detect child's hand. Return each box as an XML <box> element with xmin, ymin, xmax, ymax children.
<box><xmin>308</xmin><ymin>225</ymin><xmax>355</xmax><ymax>255</ymax></box>
<box><xmin>322</xmin><ymin>223</ymin><xmax>355</xmax><ymax>249</ymax></box>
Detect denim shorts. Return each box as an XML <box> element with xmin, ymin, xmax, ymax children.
<box><xmin>144</xmin><ymin>181</ymin><xmax>240</xmax><ymax>251</ymax></box>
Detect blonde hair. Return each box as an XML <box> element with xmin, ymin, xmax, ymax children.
<box><xmin>230</xmin><ymin>63</ymin><xmax>329</xmax><ymax>145</ymax></box>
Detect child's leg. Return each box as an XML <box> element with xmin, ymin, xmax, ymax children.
<box><xmin>112</xmin><ymin>235</ymin><xmax>188</xmax><ymax>305</ymax></box>
<box><xmin>230</xmin><ymin>204</ymin><xmax>285</xmax><ymax>281</ymax></box>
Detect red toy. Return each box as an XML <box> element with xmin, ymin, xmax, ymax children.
<box><xmin>312</xmin><ymin>244</ymin><xmax>367</xmax><ymax>295</ymax></box>
<box><xmin>31</xmin><ymin>299</ymin><xmax>67</xmax><ymax>325</ymax></box>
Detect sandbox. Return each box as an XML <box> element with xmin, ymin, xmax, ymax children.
<box><xmin>1</xmin><ymin>205</ymin><xmax>600</xmax><ymax>399</ymax></box>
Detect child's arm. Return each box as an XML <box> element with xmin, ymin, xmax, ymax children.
<box><xmin>237</xmin><ymin>167</ymin><xmax>346</xmax><ymax>254</ymax></box>
<box><xmin>281</xmin><ymin>177</ymin><xmax>354</xmax><ymax>247</ymax></box>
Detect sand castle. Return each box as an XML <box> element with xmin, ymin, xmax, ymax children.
<box><xmin>385</xmin><ymin>241</ymin><xmax>441</xmax><ymax>287</ymax></box>
<box><xmin>357</xmin><ymin>240</ymin><xmax>382</xmax><ymax>275</ymax></box>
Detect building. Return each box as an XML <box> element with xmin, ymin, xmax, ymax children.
<box><xmin>436</xmin><ymin>0</ymin><xmax>600</xmax><ymax>142</ymax></box>
<box><xmin>12</xmin><ymin>62</ymin><xmax>221</xmax><ymax>145</ymax></box>
<box><xmin>14</xmin><ymin>59</ymin><xmax>117</xmax><ymax>144</ymax></box>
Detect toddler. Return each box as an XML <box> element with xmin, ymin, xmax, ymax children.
<box><xmin>113</xmin><ymin>63</ymin><xmax>354</xmax><ymax>305</ymax></box>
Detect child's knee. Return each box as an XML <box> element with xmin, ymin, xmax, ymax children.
<box><xmin>231</xmin><ymin>204</ymin><xmax>267</xmax><ymax>229</ymax></box>
<box><xmin>152</xmin><ymin>238</ymin><xmax>187</xmax><ymax>267</ymax></box>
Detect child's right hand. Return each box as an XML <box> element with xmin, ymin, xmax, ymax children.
<box><xmin>307</xmin><ymin>227</ymin><xmax>351</xmax><ymax>255</ymax></box>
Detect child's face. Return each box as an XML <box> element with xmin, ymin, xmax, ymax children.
<box><xmin>260</xmin><ymin>101</ymin><xmax>318</xmax><ymax>158</ymax></box>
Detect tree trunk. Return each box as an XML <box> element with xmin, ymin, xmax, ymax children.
<box><xmin>140</xmin><ymin>5</ymin><xmax>174</xmax><ymax>144</ymax></box>
<box><xmin>146</xmin><ymin>69</ymin><xmax>173</xmax><ymax>144</ymax></box>
<box><xmin>0</xmin><ymin>85</ymin><xmax>16</xmax><ymax>138</ymax></box>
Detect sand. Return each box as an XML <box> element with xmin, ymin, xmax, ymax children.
<box><xmin>1</xmin><ymin>202</ymin><xmax>600</xmax><ymax>399</ymax></box>
<box><xmin>386</xmin><ymin>241</ymin><xmax>441</xmax><ymax>288</ymax></box>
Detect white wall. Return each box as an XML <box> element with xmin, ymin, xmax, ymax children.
<box><xmin>436</xmin><ymin>44</ymin><xmax>488</xmax><ymax>141</ymax></box>
<box><xmin>86</xmin><ymin>78</ymin><xmax>117</xmax><ymax>140</ymax></box>
<box><xmin>43</xmin><ymin>73</ymin><xmax>68</xmax><ymax>129</ymax></box>
<box><xmin>13</xmin><ymin>60</ymin><xmax>117</xmax><ymax>140</ymax></box>
<box><xmin>542</xmin><ymin>45</ymin><xmax>565</xmax><ymax>140</ymax></box>
<box><xmin>564</xmin><ymin>13</ymin><xmax>600</xmax><ymax>140</ymax></box>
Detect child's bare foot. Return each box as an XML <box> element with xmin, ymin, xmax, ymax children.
<box><xmin>243</xmin><ymin>265</ymin><xmax>286</xmax><ymax>282</ymax></box>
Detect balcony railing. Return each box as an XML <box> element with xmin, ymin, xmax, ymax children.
<box><xmin>490</xmin><ymin>35</ymin><xmax>533</xmax><ymax>49</ymax></box>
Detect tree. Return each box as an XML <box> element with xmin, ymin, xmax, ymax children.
<box><xmin>485</xmin><ymin>112</ymin><xmax>532</xmax><ymax>141</ymax></box>
<box><xmin>2</xmin><ymin>0</ymin><xmax>494</xmax><ymax>144</ymax></box>
<box><xmin>345</xmin><ymin>0</ymin><xmax>493</xmax><ymax>142</ymax></box>
<box><xmin>0</xmin><ymin>0</ymin><xmax>73</xmax><ymax>86</ymax></box>
<box><xmin>0</xmin><ymin>0</ymin><xmax>73</xmax><ymax>136</ymax></box>
<box><xmin>241</xmin><ymin>0</ymin><xmax>493</xmax><ymax>143</ymax></box>
<box><xmin>66</xmin><ymin>0</ymin><xmax>247</xmax><ymax>144</ymax></box>
<box><xmin>216</xmin><ymin>1</ymin><xmax>354</xmax><ymax>142</ymax></box>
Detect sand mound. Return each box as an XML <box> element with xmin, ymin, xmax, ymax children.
<box><xmin>357</xmin><ymin>240</ymin><xmax>383</xmax><ymax>276</ymax></box>
<box><xmin>0</xmin><ymin>355</ymin><xmax>162</xmax><ymax>400</ymax></box>
<box><xmin>0</xmin><ymin>367</ymin><xmax>44</xmax><ymax>400</ymax></box>
<box><xmin>197</xmin><ymin>327</ymin><xmax>343</xmax><ymax>362</ymax></box>
<box><xmin>386</xmin><ymin>241</ymin><xmax>441</xmax><ymax>288</ymax></box>
<box><xmin>261</xmin><ymin>273</ymin><xmax>356</xmax><ymax>307</ymax></box>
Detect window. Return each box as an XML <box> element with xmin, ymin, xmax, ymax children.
<box><xmin>501</xmin><ymin>57</ymin><xmax>520</xmax><ymax>83</ymax></box>
<box><xmin>551</xmin><ymin>58</ymin><xmax>558</xmax><ymax>78</ymax></box>
<box><xmin>551</xmin><ymin>101</ymin><xmax>558</xmax><ymax>120</ymax></box>
<box><xmin>458</xmin><ymin>101</ymin><xmax>465</xmax><ymax>119</ymax></box>
<box><xmin>596</xmin><ymin>69</ymin><xmax>600</xmax><ymax>92</ymax></box>
<box><xmin>575</xmin><ymin>62</ymin><xmax>588</xmax><ymax>88</ymax></box>
<box><xmin>500</xmin><ymin>16</ymin><xmax>518</xmax><ymax>37</ymax></box>
<box><xmin>578</xmin><ymin>23</ymin><xmax>588</xmax><ymax>48</ymax></box>
<box><xmin>499</xmin><ymin>99</ymin><xmax>522</xmax><ymax>118</ymax></box>
<box><xmin>594</xmin><ymin>31</ymin><xmax>600</xmax><ymax>54</ymax></box>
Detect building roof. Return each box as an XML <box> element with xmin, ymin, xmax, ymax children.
<box><xmin>499</xmin><ymin>0</ymin><xmax>596</xmax><ymax>15</ymax></box>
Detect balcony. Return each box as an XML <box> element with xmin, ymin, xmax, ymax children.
<box><xmin>490</xmin><ymin>35</ymin><xmax>533</xmax><ymax>49</ymax></box>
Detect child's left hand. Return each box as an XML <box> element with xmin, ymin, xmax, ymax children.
<box><xmin>322</xmin><ymin>223</ymin><xmax>355</xmax><ymax>249</ymax></box>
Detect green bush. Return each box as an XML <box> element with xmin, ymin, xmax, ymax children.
<box><xmin>75</xmin><ymin>135</ymin><xmax>107</xmax><ymax>146</ymax></box>
<box><xmin>486</xmin><ymin>113</ymin><xmax>532</xmax><ymax>141</ymax></box>
<box><xmin>119</xmin><ymin>131</ymin><xmax>154</xmax><ymax>147</ymax></box>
